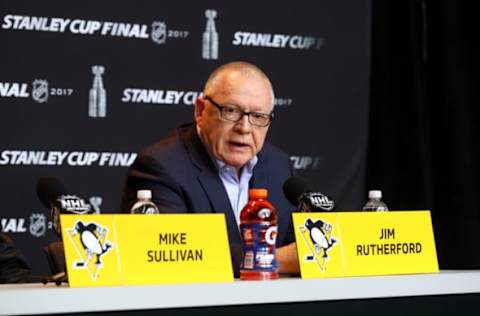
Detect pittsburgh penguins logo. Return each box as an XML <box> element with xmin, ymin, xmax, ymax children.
<box><xmin>299</xmin><ymin>218</ymin><xmax>336</xmax><ymax>271</ymax></box>
<box><xmin>74</xmin><ymin>221</ymin><xmax>112</xmax><ymax>266</ymax></box>
<box><xmin>67</xmin><ymin>220</ymin><xmax>113</xmax><ymax>280</ymax></box>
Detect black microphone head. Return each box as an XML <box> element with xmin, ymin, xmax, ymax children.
<box><xmin>283</xmin><ymin>176</ymin><xmax>313</xmax><ymax>206</ymax></box>
<box><xmin>36</xmin><ymin>176</ymin><xmax>68</xmax><ymax>208</ymax></box>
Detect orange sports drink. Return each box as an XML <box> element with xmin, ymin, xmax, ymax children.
<box><xmin>239</xmin><ymin>188</ymin><xmax>278</xmax><ymax>280</ymax></box>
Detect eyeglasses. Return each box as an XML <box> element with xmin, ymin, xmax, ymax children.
<box><xmin>204</xmin><ymin>96</ymin><xmax>274</xmax><ymax>127</ymax></box>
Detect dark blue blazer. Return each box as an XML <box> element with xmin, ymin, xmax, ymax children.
<box><xmin>121</xmin><ymin>123</ymin><xmax>296</xmax><ymax>272</ymax></box>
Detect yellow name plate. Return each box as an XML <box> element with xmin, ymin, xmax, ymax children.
<box><xmin>292</xmin><ymin>211</ymin><xmax>439</xmax><ymax>278</ymax></box>
<box><xmin>60</xmin><ymin>214</ymin><xmax>234</xmax><ymax>287</ymax></box>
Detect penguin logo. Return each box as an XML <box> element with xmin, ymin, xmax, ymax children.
<box><xmin>66</xmin><ymin>220</ymin><xmax>113</xmax><ymax>281</ymax></box>
<box><xmin>299</xmin><ymin>218</ymin><xmax>336</xmax><ymax>271</ymax></box>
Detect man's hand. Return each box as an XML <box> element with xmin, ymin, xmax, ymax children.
<box><xmin>276</xmin><ymin>242</ymin><xmax>300</xmax><ymax>275</ymax></box>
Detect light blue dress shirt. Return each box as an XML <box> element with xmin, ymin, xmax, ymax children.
<box><xmin>216</xmin><ymin>156</ymin><xmax>258</xmax><ymax>226</ymax></box>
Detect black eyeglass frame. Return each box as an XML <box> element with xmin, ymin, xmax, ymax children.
<box><xmin>203</xmin><ymin>95</ymin><xmax>274</xmax><ymax>127</ymax></box>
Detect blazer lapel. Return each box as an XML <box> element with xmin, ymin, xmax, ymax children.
<box><xmin>180</xmin><ymin>124</ymin><xmax>241</xmax><ymax>244</ymax></box>
<box><xmin>250</xmin><ymin>149</ymin><xmax>269</xmax><ymax>188</ymax></box>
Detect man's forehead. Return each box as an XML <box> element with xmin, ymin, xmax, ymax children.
<box><xmin>209</xmin><ymin>74</ymin><xmax>272</xmax><ymax>108</ymax></box>
<box><xmin>209</xmin><ymin>67</ymin><xmax>270</xmax><ymax>89</ymax></box>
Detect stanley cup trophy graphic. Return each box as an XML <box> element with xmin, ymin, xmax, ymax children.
<box><xmin>202</xmin><ymin>9</ymin><xmax>218</xmax><ymax>60</ymax></box>
<box><xmin>89</xmin><ymin>65</ymin><xmax>107</xmax><ymax>118</ymax></box>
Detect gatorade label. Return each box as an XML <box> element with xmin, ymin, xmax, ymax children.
<box><xmin>240</xmin><ymin>223</ymin><xmax>278</xmax><ymax>271</ymax></box>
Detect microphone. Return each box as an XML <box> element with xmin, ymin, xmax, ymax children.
<box><xmin>283</xmin><ymin>176</ymin><xmax>335</xmax><ymax>212</ymax></box>
<box><xmin>36</xmin><ymin>176</ymin><xmax>94</xmax><ymax>236</ymax></box>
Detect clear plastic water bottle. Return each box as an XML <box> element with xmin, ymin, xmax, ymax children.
<box><xmin>130</xmin><ymin>190</ymin><xmax>159</xmax><ymax>214</ymax></box>
<box><xmin>362</xmin><ymin>190</ymin><xmax>389</xmax><ymax>212</ymax></box>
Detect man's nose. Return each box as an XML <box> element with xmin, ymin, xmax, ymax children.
<box><xmin>234</xmin><ymin>114</ymin><xmax>252</xmax><ymax>133</ymax></box>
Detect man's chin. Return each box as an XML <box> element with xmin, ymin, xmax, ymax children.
<box><xmin>223</xmin><ymin>156</ymin><xmax>251</xmax><ymax>169</ymax></box>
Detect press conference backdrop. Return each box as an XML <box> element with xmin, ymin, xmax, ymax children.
<box><xmin>0</xmin><ymin>1</ymin><xmax>370</xmax><ymax>275</ymax></box>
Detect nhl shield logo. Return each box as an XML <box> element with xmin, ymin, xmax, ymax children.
<box><xmin>67</xmin><ymin>220</ymin><xmax>113</xmax><ymax>281</ymax></box>
<box><xmin>29</xmin><ymin>213</ymin><xmax>46</xmax><ymax>237</ymax></box>
<box><xmin>151</xmin><ymin>21</ymin><xmax>167</xmax><ymax>44</ymax></box>
<box><xmin>32</xmin><ymin>79</ymin><xmax>49</xmax><ymax>103</ymax></box>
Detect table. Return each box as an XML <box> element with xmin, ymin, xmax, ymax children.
<box><xmin>1</xmin><ymin>270</ymin><xmax>480</xmax><ymax>315</ymax></box>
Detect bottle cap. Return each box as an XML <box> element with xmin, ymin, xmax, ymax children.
<box><xmin>137</xmin><ymin>190</ymin><xmax>152</xmax><ymax>200</ymax></box>
<box><xmin>249</xmin><ymin>188</ymin><xmax>268</xmax><ymax>199</ymax></box>
<box><xmin>368</xmin><ymin>190</ymin><xmax>382</xmax><ymax>199</ymax></box>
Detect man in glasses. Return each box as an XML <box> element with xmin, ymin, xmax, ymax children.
<box><xmin>121</xmin><ymin>61</ymin><xmax>299</xmax><ymax>275</ymax></box>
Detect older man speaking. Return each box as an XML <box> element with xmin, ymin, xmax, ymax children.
<box><xmin>121</xmin><ymin>61</ymin><xmax>299</xmax><ymax>275</ymax></box>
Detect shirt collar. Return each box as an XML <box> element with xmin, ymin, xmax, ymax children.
<box><xmin>216</xmin><ymin>155</ymin><xmax>258</xmax><ymax>176</ymax></box>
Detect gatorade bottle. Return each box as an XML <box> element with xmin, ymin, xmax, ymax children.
<box><xmin>239</xmin><ymin>188</ymin><xmax>278</xmax><ymax>280</ymax></box>
<box><xmin>130</xmin><ymin>190</ymin><xmax>159</xmax><ymax>214</ymax></box>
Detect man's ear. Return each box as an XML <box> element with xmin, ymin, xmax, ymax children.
<box><xmin>194</xmin><ymin>96</ymin><xmax>206</xmax><ymax>122</ymax></box>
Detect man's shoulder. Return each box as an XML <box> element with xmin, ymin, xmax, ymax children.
<box><xmin>138</xmin><ymin>124</ymin><xmax>193</xmax><ymax>160</ymax></box>
<box><xmin>260</xmin><ymin>142</ymin><xmax>291</xmax><ymax>161</ymax></box>
<box><xmin>133</xmin><ymin>125</ymin><xmax>195</xmax><ymax>167</ymax></box>
<box><xmin>256</xmin><ymin>142</ymin><xmax>293</xmax><ymax>177</ymax></box>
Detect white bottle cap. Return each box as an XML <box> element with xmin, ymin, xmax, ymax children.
<box><xmin>137</xmin><ymin>190</ymin><xmax>152</xmax><ymax>200</ymax></box>
<box><xmin>368</xmin><ymin>190</ymin><xmax>382</xmax><ymax>199</ymax></box>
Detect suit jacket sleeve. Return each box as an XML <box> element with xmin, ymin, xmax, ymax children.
<box><xmin>0</xmin><ymin>233</ymin><xmax>31</xmax><ymax>283</ymax></box>
<box><xmin>120</xmin><ymin>153</ymin><xmax>189</xmax><ymax>213</ymax></box>
<box><xmin>283</xmin><ymin>159</ymin><xmax>297</xmax><ymax>245</ymax></box>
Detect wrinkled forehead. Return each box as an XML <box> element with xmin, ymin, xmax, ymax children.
<box><xmin>205</xmin><ymin>71</ymin><xmax>274</xmax><ymax>111</ymax></box>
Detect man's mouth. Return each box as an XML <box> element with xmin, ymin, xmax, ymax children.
<box><xmin>228</xmin><ymin>141</ymin><xmax>250</xmax><ymax>149</ymax></box>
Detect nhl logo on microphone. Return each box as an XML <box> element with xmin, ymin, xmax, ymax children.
<box><xmin>59</xmin><ymin>195</ymin><xmax>91</xmax><ymax>213</ymax></box>
<box><xmin>300</xmin><ymin>192</ymin><xmax>335</xmax><ymax>212</ymax></box>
